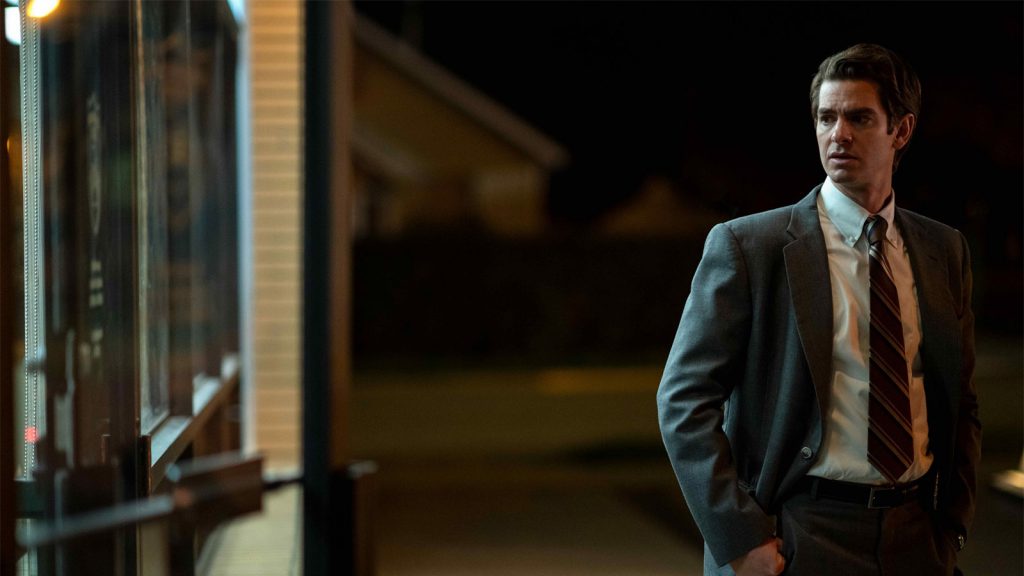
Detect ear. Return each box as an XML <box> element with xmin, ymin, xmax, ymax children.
<box><xmin>893</xmin><ymin>114</ymin><xmax>916</xmax><ymax>150</ymax></box>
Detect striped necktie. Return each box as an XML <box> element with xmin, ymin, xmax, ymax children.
<box><xmin>866</xmin><ymin>216</ymin><xmax>914</xmax><ymax>483</ymax></box>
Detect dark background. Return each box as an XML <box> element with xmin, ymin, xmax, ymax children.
<box><xmin>351</xmin><ymin>1</ymin><xmax>1023</xmax><ymax>366</ymax></box>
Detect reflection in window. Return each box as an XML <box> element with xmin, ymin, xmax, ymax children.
<box><xmin>8</xmin><ymin>1</ymin><xmax>244</xmax><ymax>571</ymax></box>
<box><xmin>136</xmin><ymin>0</ymin><xmax>172</xmax><ymax>434</ymax></box>
<box><xmin>189</xmin><ymin>0</ymin><xmax>240</xmax><ymax>380</ymax></box>
<box><xmin>136</xmin><ymin>0</ymin><xmax>241</xmax><ymax>427</ymax></box>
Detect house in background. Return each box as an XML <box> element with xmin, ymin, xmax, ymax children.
<box><xmin>598</xmin><ymin>175</ymin><xmax>729</xmax><ymax>239</ymax></box>
<box><xmin>352</xmin><ymin>15</ymin><xmax>568</xmax><ymax>238</ymax></box>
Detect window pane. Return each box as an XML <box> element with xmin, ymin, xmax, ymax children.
<box><xmin>136</xmin><ymin>0</ymin><xmax>171</xmax><ymax>434</ymax></box>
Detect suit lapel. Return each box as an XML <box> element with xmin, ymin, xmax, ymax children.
<box><xmin>784</xmin><ymin>186</ymin><xmax>834</xmax><ymax>421</ymax></box>
<box><xmin>895</xmin><ymin>210</ymin><xmax>959</xmax><ymax>416</ymax></box>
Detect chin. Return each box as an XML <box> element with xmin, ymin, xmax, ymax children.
<box><xmin>829</xmin><ymin>166</ymin><xmax>862</xmax><ymax>182</ymax></box>
<box><xmin>826</xmin><ymin>170</ymin><xmax>849</xmax><ymax>184</ymax></box>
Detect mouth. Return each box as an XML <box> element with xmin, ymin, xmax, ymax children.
<box><xmin>828</xmin><ymin>151</ymin><xmax>856</xmax><ymax>161</ymax></box>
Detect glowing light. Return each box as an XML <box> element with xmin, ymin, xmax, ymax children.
<box><xmin>24</xmin><ymin>426</ymin><xmax>38</xmax><ymax>444</ymax></box>
<box><xmin>4</xmin><ymin>6</ymin><xmax>19</xmax><ymax>45</ymax></box>
<box><xmin>26</xmin><ymin>0</ymin><xmax>58</xmax><ymax>18</ymax></box>
<box><xmin>227</xmin><ymin>0</ymin><xmax>244</xmax><ymax>23</ymax></box>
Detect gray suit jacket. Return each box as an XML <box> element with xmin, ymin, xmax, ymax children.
<box><xmin>657</xmin><ymin>186</ymin><xmax>980</xmax><ymax>572</ymax></box>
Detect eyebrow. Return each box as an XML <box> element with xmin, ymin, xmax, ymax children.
<box><xmin>817</xmin><ymin>107</ymin><xmax>878</xmax><ymax>118</ymax></box>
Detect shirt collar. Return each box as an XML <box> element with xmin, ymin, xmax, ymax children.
<box><xmin>820</xmin><ymin>177</ymin><xmax>897</xmax><ymax>247</ymax></box>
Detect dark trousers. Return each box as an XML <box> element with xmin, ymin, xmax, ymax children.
<box><xmin>777</xmin><ymin>490</ymin><xmax>957</xmax><ymax>576</ymax></box>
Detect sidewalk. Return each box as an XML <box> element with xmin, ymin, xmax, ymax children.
<box><xmin>350</xmin><ymin>333</ymin><xmax>1022</xmax><ymax>576</ymax></box>
<box><xmin>352</xmin><ymin>364</ymin><xmax>705</xmax><ymax>574</ymax></box>
<box><xmin>202</xmin><ymin>334</ymin><xmax>1022</xmax><ymax>575</ymax></box>
<box><xmin>371</xmin><ymin>457</ymin><xmax>704</xmax><ymax>576</ymax></box>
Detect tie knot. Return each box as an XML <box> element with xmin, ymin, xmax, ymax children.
<box><xmin>866</xmin><ymin>216</ymin><xmax>888</xmax><ymax>247</ymax></box>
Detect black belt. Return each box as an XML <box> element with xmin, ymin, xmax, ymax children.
<box><xmin>797</xmin><ymin>474</ymin><xmax>931</xmax><ymax>509</ymax></box>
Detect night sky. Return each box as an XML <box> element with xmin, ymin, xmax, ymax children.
<box><xmin>354</xmin><ymin>1</ymin><xmax>1022</xmax><ymax>229</ymax></box>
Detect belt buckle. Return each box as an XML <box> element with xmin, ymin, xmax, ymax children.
<box><xmin>867</xmin><ymin>486</ymin><xmax>892</xmax><ymax>509</ymax></box>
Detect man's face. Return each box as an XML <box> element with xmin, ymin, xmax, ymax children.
<box><xmin>815</xmin><ymin>79</ymin><xmax>910</xmax><ymax>196</ymax></box>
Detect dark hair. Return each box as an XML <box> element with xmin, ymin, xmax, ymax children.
<box><xmin>810</xmin><ymin>44</ymin><xmax>921</xmax><ymax>169</ymax></box>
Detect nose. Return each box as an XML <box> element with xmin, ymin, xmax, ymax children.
<box><xmin>831</xmin><ymin>119</ymin><xmax>852</xmax><ymax>145</ymax></box>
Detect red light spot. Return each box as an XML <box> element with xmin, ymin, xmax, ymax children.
<box><xmin>24</xmin><ymin>426</ymin><xmax>38</xmax><ymax>444</ymax></box>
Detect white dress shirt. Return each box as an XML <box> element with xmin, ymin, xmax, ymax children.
<box><xmin>807</xmin><ymin>178</ymin><xmax>933</xmax><ymax>485</ymax></box>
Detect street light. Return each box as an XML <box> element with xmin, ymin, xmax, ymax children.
<box><xmin>25</xmin><ymin>0</ymin><xmax>58</xmax><ymax>19</ymax></box>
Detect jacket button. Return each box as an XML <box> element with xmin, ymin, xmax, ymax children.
<box><xmin>800</xmin><ymin>447</ymin><xmax>813</xmax><ymax>460</ymax></box>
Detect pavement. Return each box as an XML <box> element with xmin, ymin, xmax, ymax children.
<box><xmin>350</xmin><ymin>332</ymin><xmax>1023</xmax><ymax>576</ymax></box>
<box><xmin>200</xmin><ymin>333</ymin><xmax>1024</xmax><ymax>575</ymax></box>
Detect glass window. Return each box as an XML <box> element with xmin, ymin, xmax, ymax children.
<box><xmin>136</xmin><ymin>0</ymin><xmax>174</xmax><ymax>434</ymax></box>
<box><xmin>7</xmin><ymin>1</ymin><xmax>243</xmax><ymax>571</ymax></box>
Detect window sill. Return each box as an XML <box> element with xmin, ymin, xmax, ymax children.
<box><xmin>149</xmin><ymin>353</ymin><xmax>241</xmax><ymax>488</ymax></box>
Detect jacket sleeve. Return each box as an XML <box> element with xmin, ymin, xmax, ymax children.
<box><xmin>656</xmin><ymin>223</ymin><xmax>775</xmax><ymax>567</ymax></box>
<box><xmin>946</xmin><ymin>230</ymin><xmax>980</xmax><ymax>541</ymax></box>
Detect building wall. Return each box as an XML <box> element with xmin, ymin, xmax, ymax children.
<box><xmin>353</xmin><ymin>45</ymin><xmax>548</xmax><ymax>237</ymax></box>
<box><xmin>247</xmin><ymin>0</ymin><xmax>303</xmax><ymax>470</ymax></box>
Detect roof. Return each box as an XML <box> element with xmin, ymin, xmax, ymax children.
<box><xmin>353</xmin><ymin>14</ymin><xmax>569</xmax><ymax>170</ymax></box>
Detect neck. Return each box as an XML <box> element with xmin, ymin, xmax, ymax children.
<box><xmin>832</xmin><ymin>180</ymin><xmax>892</xmax><ymax>214</ymax></box>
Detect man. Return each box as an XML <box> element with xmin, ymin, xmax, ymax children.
<box><xmin>657</xmin><ymin>43</ymin><xmax>979</xmax><ymax>576</ymax></box>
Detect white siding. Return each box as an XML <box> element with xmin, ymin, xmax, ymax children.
<box><xmin>247</xmin><ymin>0</ymin><xmax>303</xmax><ymax>471</ymax></box>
